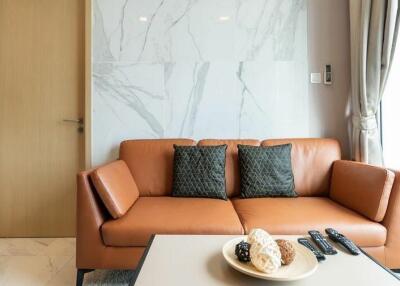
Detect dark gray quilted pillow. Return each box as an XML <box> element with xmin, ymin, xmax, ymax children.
<box><xmin>172</xmin><ymin>145</ymin><xmax>228</xmax><ymax>200</ymax></box>
<box><xmin>238</xmin><ymin>144</ymin><xmax>297</xmax><ymax>198</ymax></box>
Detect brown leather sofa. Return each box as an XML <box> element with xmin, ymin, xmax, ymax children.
<box><xmin>76</xmin><ymin>138</ymin><xmax>400</xmax><ymax>280</ymax></box>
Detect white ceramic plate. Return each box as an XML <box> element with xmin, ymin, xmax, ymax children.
<box><xmin>222</xmin><ymin>236</ymin><xmax>318</xmax><ymax>281</ymax></box>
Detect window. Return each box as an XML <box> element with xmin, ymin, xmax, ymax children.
<box><xmin>382</xmin><ymin>34</ymin><xmax>400</xmax><ymax>169</ymax></box>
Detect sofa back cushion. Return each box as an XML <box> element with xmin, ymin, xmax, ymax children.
<box><xmin>261</xmin><ymin>138</ymin><xmax>341</xmax><ymax>196</ymax></box>
<box><xmin>198</xmin><ymin>139</ymin><xmax>260</xmax><ymax>197</ymax></box>
<box><xmin>120</xmin><ymin>139</ymin><xmax>196</xmax><ymax>196</ymax></box>
<box><xmin>330</xmin><ymin>160</ymin><xmax>395</xmax><ymax>222</ymax></box>
<box><xmin>90</xmin><ymin>160</ymin><xmax>139</xmax><ymax>219</ymax></box>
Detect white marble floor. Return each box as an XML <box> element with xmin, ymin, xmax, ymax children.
<box><xmin>0</xmin><ymin>238</ymin><xmax>134</xmax><ymax>286</ymax></box>
<box><xmin>0</xmin><ymin>238</ymin><xmax>76</xmax><ymax>285</ymax></box>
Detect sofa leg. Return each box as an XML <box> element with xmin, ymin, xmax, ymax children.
<box><xmin>76</xmin><ymin>269</ymin><xmax>94</xmax><ymax>286</ymax></box>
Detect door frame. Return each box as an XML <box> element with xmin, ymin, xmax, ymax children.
<box><xmin>84</xmin><ymin>0</ymin><xmax>92</xmax><ymax>169</ymax></box>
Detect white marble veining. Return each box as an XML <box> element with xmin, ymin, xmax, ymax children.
<box><xmin>0</xmin><ymin>238</ymin><xmax>75</xmax><ymax>286</ymax></box>
<box><xmin>0</xmin><ymin>238</ymin><xmax>134</xmax><ymax>285</ymax></box>
<box><xmin>92</xmin><ymin>0</ymin><xmax>308</xmax><ymax>165</ymax></box>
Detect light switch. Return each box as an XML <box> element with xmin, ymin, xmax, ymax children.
<box><xmin>310</xmin><ymin>73</ymin><xmax>322</xmax><ymax>84</ymax></box>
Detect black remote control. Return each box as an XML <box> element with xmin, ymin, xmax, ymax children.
<box><xmin>325</xmin><ymin>228</ymin><xmax>360</xmax><ymax>255</ymax></box>
<box><xmin>308</xmin><ymin>230</ymin><xmax>337</xmax><ymax>255</ymax></box>
<box><xmin>298</xmin><ymin>238</ymin><xmax>326</xmax><ymax>262</ymax></box>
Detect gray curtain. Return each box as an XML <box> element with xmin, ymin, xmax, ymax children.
<box><xmin>349</xmin><ymin>0</ymin><xmax>400</xmax><ymax>165</ymax></box>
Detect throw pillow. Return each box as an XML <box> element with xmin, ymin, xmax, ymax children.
<box><xmin>238</xmin><ymin>144</ymin><xmax>297</xmax><ymax>198</ymax></box>
<box><xmin>172</xmin><ymin>145</ymin><xmax>228</xmax><ymax>200</ymax></box>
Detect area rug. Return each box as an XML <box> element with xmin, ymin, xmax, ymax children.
<box><xmin>82</xmin><ymin>269</ymin><xmax>400</xmax><ymax>285</ymax></box>
<box><xmin>84</xmin><ymin>270</ymin><xmax>135</xmax><ymax>286</ymax></box>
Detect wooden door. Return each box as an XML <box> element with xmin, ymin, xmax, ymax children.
<box><xmin>0</xmin><ymin>0</ymin><xmax>84</xmax><ymax>236</ymax></box>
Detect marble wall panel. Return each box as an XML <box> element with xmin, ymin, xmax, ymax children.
<box><xmin>92</xmin><ymin>0</ymin><xmax>308</xmax><ymax>165</ymax></box>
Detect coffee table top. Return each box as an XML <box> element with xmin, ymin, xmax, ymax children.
<box><xmin>132</xmin><ymin>235</ymin><xmax>399</xmax><ymax>286</ymax></box>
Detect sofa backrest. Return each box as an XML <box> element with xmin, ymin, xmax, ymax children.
<box><xmin>119</xmin><ymin>139</ymin><xmax>196</xmax><ymax>196</ymax></box>
<box><xmin>198</xmin><ymin>139</ymin><xmax>260</xmax><ymax>197</ymax></box>
<box><xmin>262</xmin><ymin>138</ymin><xmax>341</xmax><ymax>196</ymax></box>
<box><xmin>119</xmin><ymin>138</ymin><xmax>341</xmax><ymax>197</ymax></box>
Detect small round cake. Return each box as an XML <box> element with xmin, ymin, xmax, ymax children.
<box><xmin>235</xmin><ymin>241</ymin><xmax>251</xmax><ymax>262</ymax></box>
<box><xmin>276</xmin><ymin>239</ymin><xmax>296</xmax><ymax>265</ymax></box>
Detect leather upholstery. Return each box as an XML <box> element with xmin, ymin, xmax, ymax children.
<box><xmin>362</xmin><ymin>246</ymin><xmax>386</xmax><ymax>266</ymax></box>
<box><xmin>382</xmin><ymin>171</ymin><xmax>400</xmax><ymax>268</ymax></box>
<box><xmin>198</xmin><ymin>139</ymin><xmax>260</xmax><ymax>197</ymax></box>
<box><xmin>232</xmin><ymin>197</ymin><xmax>386</xmax><ymax>247</ymax></box>
<box><xmin>261</xmin><ymin>138</ymin><xmax>341</xmax><ymax>196</ymax></box>
<box><xmin>120</xmin><ymin>139</ymin><xmax>195</xmax><ymax>196</ymax></box>
<box><xmin>91</xmin><ymin>160</ymin><xmax>139</xmax><ymax>219</ymax></box>
<box><xmin>101</xmin><ymin>197</ymin><xmax>244</xmax><ymax>247</ymax></box>
<box><xmin>330</xmin><ymin>160</ymin><xmax>395</xmax><ymax>222</ymax></box>
<box><xmin>77</xmin><ymin>170</ymin><xmax>144</xmax><ymax>269</ymax></box>
<box><xmin>76</xmin><ymin>138</ymin><xmax>400</xmax><ymax>270</ymax></box>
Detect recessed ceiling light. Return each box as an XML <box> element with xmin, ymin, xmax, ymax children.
<box><xmin>219</xmin><ymin>16</ymin><xmax>230</xmax><ymax>21</ymax></box>
<box><xmin>139</xmin><ymin>16</ymin><xmax>148</xmax><ymax>22</ymax></box>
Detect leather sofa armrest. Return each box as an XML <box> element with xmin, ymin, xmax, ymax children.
<box><xmin>76</xmin><ymin>170</ymin><xmax>110</xmax><ymax>268</ymax></box>
<box><xmin>382</xmin><ymin>170</ymin><xmax>400</xmax><ymax>269</ymax></box>
<box><xmin>77</xmin><ymin>168</ymin><xmax>145</xmax><ymax>270</ymax></box>
<box><xmin>329</xmin><ymin>160</ymin><xmax>395</xmax><ymax>222</ymax></box>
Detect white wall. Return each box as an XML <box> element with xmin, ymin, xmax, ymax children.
<box><xmin>91</xmin><ymin>0</ymin><xmax>352</xmax><ymax>165</ymax></box>
<box><xmin>307</xmin><ymin>0</ymin><xmax>351</xmax><ymax>158</ymax></box>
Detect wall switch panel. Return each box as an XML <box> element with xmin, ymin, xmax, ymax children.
<box><xmin>310</xmin><ymin>73</ymin><xmax>322</xmax><ymax>84</ymax></box>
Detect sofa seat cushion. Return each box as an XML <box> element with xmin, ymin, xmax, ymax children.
<box><xmin>232</xmin><ymin>197</ymin><xmax>386</xmax><ymax>247</ymax></box>
<box><xmin>102</xmin><ymin>197</ymin><xmax>244</xmax><ymax>247</ymax></box>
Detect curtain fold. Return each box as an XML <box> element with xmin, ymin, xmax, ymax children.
<box><xmin>349</xmin><ymin>0</ymin><xmax>400</xmax><ymax>165</ymax></box>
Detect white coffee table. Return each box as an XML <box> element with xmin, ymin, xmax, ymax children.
<box><xmin>131</xmin><ymin>235</ymin><xmax>400</xmax><ymax>285</ymax></box>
